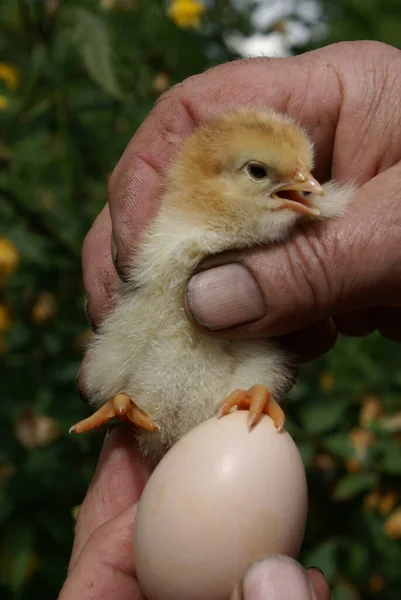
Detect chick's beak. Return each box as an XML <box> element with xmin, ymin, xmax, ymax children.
<box><xmin>271</xmin><ymin>167</ymin><xmax>324</xmax><ymax>217</ymax></box>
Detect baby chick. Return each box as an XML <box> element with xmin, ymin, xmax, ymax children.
<box><xmin>71</xmin><ymin>109</ymin><xmax>353</xmax><ymax>466</ymax></box>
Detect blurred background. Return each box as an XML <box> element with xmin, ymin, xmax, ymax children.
<box><xmin>1</xmin><ymin>0</ymin><xmax>401</xmax><ymax>598</ymax></box>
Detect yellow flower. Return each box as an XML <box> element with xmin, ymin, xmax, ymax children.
<box><xmin>359</xmin><ymin>394</ymin><xmax>382</xmax><ymax>427</ymax></box>
<box><xmin>0</xmin><ymin>305</ymin><xmax>12</xmax><ymax>333</ymax></box>
<box><xmin>349</xmin><ymin>427</ymin><xmax>374</xmax><ymax>461</ymax></box>
<box><xmin>319</xmin><ymin>371</ymin><xmax>335</xmax><ymax>392</ymax></box>
<box><xmin>0</xmin><ymin>64</ymin><xmax>19</xmax><ymax>111</ymax></box>
<box><xmin>0</xmin><ymin>96</ymin><xmax>9</xmax><ymax>110</ymax></box>
<box><xmin>363</xmin><ymin>489</ymin><xmax>398</xmax><ymax>515</ymax></box>
<box><xmin>384</xmin><ymin>507</ymin><xmax>401</xmax><ymax>538</ymax></box>
<box><xmin>0</xmin><ymin>64</ymin><xmax>19</xmax><ymax>92</ymax></box>
<box><xmin>31</xmin><ymin>292</ymin><xmax>57</xmax><ymax>324</ymax></box>
<box><xmin>378</xmin><ymin>491</ymin><xmax>399</xmax><ymax>516</ymax></box>
<box><xmin>0</xmin><ymin>238</ymin><xmax>19</xmax><ymax>276</ymax></box>
<box><xmin>152</xmin><ymin>72</ymin><xmax>170</xmax><ymax>95</ymax></box>
<box><xmin>168</xmin><ymin>0</ymin><xmax>205</xmax><ymax>28</ymax></box>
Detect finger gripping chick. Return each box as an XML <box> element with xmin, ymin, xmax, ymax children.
<box><xmin>71</xmin><ymin>109</ymin><xmax>354</xmax><ymax>466</ymax></box>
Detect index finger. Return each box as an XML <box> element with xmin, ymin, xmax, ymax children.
<box><xmin>69</xmin><ymin>426</ymin><xmax>150</xmax><ymax>570</ymax></box>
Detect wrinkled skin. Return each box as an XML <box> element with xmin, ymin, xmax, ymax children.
<box><xmin>64</xmin><ymin>41</ymin><xmax>401</xmax><ymax>599</ymax></box>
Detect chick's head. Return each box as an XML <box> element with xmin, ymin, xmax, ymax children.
<box><xmin>165</xmin><ymin>109</ymin><xmax>326</xmax><ymax>248</ymax></box>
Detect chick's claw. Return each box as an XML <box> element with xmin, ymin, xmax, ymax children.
<box><xmin>69</xmin><ymin>392</ymin><xmax>158</xmax><ymax>434</ymax></box>
<box><xmin>217</xmin><ymin>384</ymin><xmax>285</xmax><ymax>432</ymax></box>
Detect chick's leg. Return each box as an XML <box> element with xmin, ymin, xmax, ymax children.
<box><xmin>69</xmin><ymin>393</ymin><xmax>158</xmax><ymax>434</ymax></box>
<box><xmin>217</xmin><ymin>384</ymin><xmax>285</xmax><ymax>431</ymax></box>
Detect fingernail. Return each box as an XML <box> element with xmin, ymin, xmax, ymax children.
<box><xmin>241</xmin><ymin>556</ymin><xmax>314</xmax><ymax>600</ymax></box>
<box><xmin>186</xmin><ymin>264</ymin><xmax>266</xmax><ymax>331</ymax></box>
<box><xmin>307</xmin><ymin>566</ymin><xmax>325</xmax><ymax>577</ymax></box>
<box><xmin>102</xmin><ymin>424</ymin><xmax>119</xmax><ymax>447</ymax></box>
<box><xmin>84</xmin><ymin>296</ymin><xmax>98</xmax><ymax>333</ymax></box>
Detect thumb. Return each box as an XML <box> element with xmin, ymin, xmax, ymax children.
<box><xmin>185</xmin><ymin>166</ymin><xmax>401</xmax><ymax>339</ymax></box>
<box><xmin>230</xmin><ymin>557</ymin><xmax>329</xmax><ymax>600</ymax></box>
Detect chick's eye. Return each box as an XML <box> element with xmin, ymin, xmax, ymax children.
<box><xmin>246</xmin><ymin>162</ymin><xmax>269</xmax><ymax>181</ymax></box>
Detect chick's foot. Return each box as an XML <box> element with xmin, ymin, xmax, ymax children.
<box><xmin>217</xmin><ymin>384</ymin><xmax>285</xmax><ymax>431</ymax></box>
<box><xmin>69</xmin><ymin>392</ymin><xmax>158</xmax><ymax>434</ymax></box>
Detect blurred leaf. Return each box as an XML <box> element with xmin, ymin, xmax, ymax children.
<box><xmin>297</xmin><ymin>442</ymin><xmax>315</xmax><ymax>467</ymax></box>
<box><xmin>300</xmin><ymin>399</ymin><xmax>349</xmax><ymax>435</ymax></box>
<box><xmin>0</xmin><ymin>491</ymin><xmax>13</xmax><ymax>525</ymax></box>
<box><xmin>380</xmin><ymin>445</ymin><xmax>401</xmax><ymax>474</ymax></box>
<box><xmin>333</xmin><ymin>473</ymin><xmax>377</xmax><ymax>500</ymax></box>
<box><xmin>66</xmin><ymin>6</ymin><xmax>124</xmax><ymax>100</ymax></box>
<box><xmin>0</xmin><ymin>525</ymin><xmax>34</xmax><ymax>592</ymax></box>
<box><xmin>345</xmin><ymin>541</ymin><xmax>370</xmax><ymax>579</ymax></box>
<box><xmin>331</xmin><ymin>579</ymin><xmax>359</xmax><ymax>600</ymax></box>
<box><xmin>323</xmin><ymin>434</ymin><xmax>354</xmax><ymax>459</ymax></box>
<box><xmin>50</xmin><ymin>361</ymin><xmax>80</xmax><ymax>384</ymax></box>
<box><xmin>304</xmin><ymin>539</ymin><xmax>339</xmax><ymax>582</ymax></box>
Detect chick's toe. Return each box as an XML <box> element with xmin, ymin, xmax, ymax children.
<box><xmin>69</xmin><ymin>392</ymin><xmax>158</xmax><ymax>434</ymax></box>
<box><xmin>217</xmin><ymin>384</ymin><xmax>285</xmax><ymax>432</ymax></box>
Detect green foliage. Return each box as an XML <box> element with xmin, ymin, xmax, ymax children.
<box><xmin>288</xmin><ymin>334</ymin><xmax>401</xmax><ymax>598</ymax></box>
<box><xmin>64</xmin><ymin>5</ymin><xmax>125</xmax><ymax>99</ymax></box>
<box><xmin>305</xmin><ymin>0</ymin><xmax>401</xmax><ymax>49</ymax></box>
<box><xmin>1</xmin><ymin>1</ymin><xmax>401</xmax><ymax>599</ymax></box>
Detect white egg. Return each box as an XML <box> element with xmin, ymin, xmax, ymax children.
<box><xmin>133</xmin><ymin>411</ymin><xmax>307</xmax><ymax>600</ymax></box>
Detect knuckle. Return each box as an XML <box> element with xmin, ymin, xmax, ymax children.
<box><xmin>154</xmin><ymin>79</ymin><xmax>188</xmax><ymax>106</ymax></box>
<box><xmin>337</xmin><ymin>40</ymin><xmax>401</xmax><ymax>67</ymax></box>
<box><xmin>360</xmin><ymin>40</ymin><xmax>401</xmax><ymax>60</ymax></box>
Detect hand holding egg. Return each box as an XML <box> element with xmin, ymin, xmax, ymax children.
<box><xmin>134</xmin><ymin>411</ymin><xmax>308</xmax><ymax>600</ymax></box>
<box><xmin>61</xmin><ymin>422</ymin><xmax>325</xmax><ymax>600</ymax></box>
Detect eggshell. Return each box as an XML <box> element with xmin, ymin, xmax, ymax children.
<box><xmin>133</xmin><ymin>411</ymin><xmax>307</xmax><ymax>600</ymax></box>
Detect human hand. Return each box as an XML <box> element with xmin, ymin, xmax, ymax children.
<box><xmin>59</xmin><ymin>426</ymin><xmax>150</xmax><ymax>600</ymax></box>
<box><xmin>59</xmin><ymin>426</ymin><xmax>329</xmax><ymax>600</ymax></box>
<box><xmin>81</xmin><ymin>40</ymin><xmax>401</xmax><ymax>372</ymax></box>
